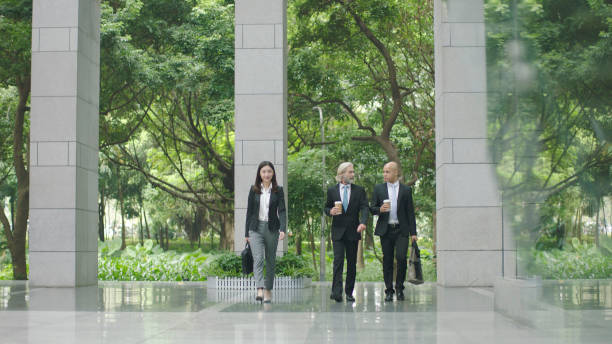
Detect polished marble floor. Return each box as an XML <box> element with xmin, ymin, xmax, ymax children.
<box><xmin>0</xmin><ymin>281</ymin><xmax>610</xmax><ymax>343</ymax></box>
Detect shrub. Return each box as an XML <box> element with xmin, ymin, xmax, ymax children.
<box><xmin>98</xmin><ymin>240</ymin><xmax>209</xmax><ymax>281</ymax></box>
<box><xmin>529</xmin><ymin>238</ymin><xmax>612</xmax><ymax>279</ymax></box>
<box><xmin>207</xmin><ymin>252</ymin><xmax>243</xmax><ymax>278</ymax></box>
<box><xmin>276</xmin><ymin>252</ymin><xmax>314</xmax><ymax>278</ymax></box>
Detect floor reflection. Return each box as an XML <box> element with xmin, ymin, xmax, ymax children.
<box><xmin>0</xmin><ymin>282</ymin><xmax>214</xmax><ymax>312</ymax></box>
<box><xmin>0</xmin><ymin>280</ymin><xmax>610</xmax><ymax>344</ymax></box>
<box><xmin>541</xmin><ymin>280</ymin><xmax>612</xmax><ymax>310</ymax></box>
<box><xmin>220</xmin><ymin>283</ymin><xmax>437</xmax><ymax>312</ymax></box>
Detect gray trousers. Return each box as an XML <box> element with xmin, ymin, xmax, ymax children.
<box><xmin>249</xmin><ymin>221</ymin><xmax>279</xmax><ymax>290</ymax></box>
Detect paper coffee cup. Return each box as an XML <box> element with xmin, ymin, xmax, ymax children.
<box><xmin>334</xmin><ymin>201</ymin><xmax>343</xmax><ymax>212</ymax></box>
<box><xmin>382</xmin><ymin>200</ymin><xmax>390</xmax><ymax>210</ymax></box>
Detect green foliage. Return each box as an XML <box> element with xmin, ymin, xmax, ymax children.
<box><xmin>98</xmin><ymin>0</ymin><xmax>237</xmax><ymax>245</ymax></box>
<box><xmin>206</xmin><ymin>252</ymin><xmax>242</xmax><ymax>278</ymax></box>
<box><xmin>0</xmin><ymin>263</ymin><xmax>12</xmax><ymax>280</ymax></box>
<box><xmin>0</xmin><ymin>0</ymin><xmax>31</xmax><ymax>87</ymax></box>
<box><xmin>99</xmin><ymin>238</ymin><xmax>124</xmax><ymax>257</ymax></box>
<box><xmin>276</xmin><ymin>252</ymin><xmax>315</xmax><ymax>278</ymax></box>
<box><xmin>529</xmin><ymin>238</ymin><xmax>612</xmax><ymax>279</ymax></box>
<box><xmin>206</xmin><ymin>251</ymin><xmax>315</xmax><ymax>278</ymax></box>
<box><xmin>98</xmin><ymin>240</ymin><xmax>209</xmax><ymax>281</ymax></box>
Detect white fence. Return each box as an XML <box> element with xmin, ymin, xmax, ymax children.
<box><xmin>207</xmin><ymin>276</ymin><xmax>311</xmax><ymax>290</ymax></box>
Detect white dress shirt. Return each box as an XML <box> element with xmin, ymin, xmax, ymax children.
<box><xmin>387</xmin><ymin>181</ymin><xmax>399</xmax><ymax>224</ymax></box>
<box><xmin>258</xmin><ymin>184</ymin><xmax>272</xmax><ymax>221</ymax></box>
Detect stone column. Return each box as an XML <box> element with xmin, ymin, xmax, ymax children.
<box><xmin>234</xmin><ymin>0</ymin><xmax>288</xmax><ymax>254</ymax></box>
<box><xmin>29</xmin><ymin>0</ymin><xmax>100</xmax><ymax>286</ymax></box>
<box><xmin>434</xmin><ymin>0</ymin><xmax>515</xmax><ymax>286</ymax></box>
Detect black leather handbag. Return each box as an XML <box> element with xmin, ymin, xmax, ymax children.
<box><xmin>408</xmin><ymin>240</ymin><xmax>424</xmax><ymax>285</ymax></box>
<box><xmin>241</xmin><ymin>242</ymin><xmax>253</xmax><ymax>275</ymax></box>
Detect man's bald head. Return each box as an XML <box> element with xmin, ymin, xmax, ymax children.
<box><xmin>383</xmin><ymin>161</ymin><xmax>400</xmax><ymax>183</ymax></box>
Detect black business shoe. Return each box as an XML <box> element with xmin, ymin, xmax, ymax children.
<box><xmin>330</xmin><ymin>294</ymin><xmax>343</xmax><ymax>303</ymax></box>
<box><xmin>384</xmin><ymin>291</ymin><xmax>394</xmax><ymax>302</ymax></box>
<box><xmin>346</xmin><ymin>295</ymin><xmax>355</xmax><ymax>302</ymax></box>
<box><xmin>397</xmin><ymin>290</ymin><xmax>405</xmax><ymax>301</ymax></box>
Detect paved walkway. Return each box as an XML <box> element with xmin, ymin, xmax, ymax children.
<box><xmin>0</xmin><ymin>281</ymin><xmax>609</xmax><ymax>343</ymax></box>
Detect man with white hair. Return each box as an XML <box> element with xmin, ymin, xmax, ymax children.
<box><xmin>324</xmin><ymin>162</ymin><xmax>369</xmax><ymax>302</ymax></box>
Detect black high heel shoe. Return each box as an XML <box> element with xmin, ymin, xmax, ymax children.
<box><xmin>256</xmin><ymin>288</ymin><xmax>264</xmax><ymax>303</ymax></box>
<box><xmin>263</xmin><ymin>289</ymin><xmax>272</xmax><ymax>304</ymax></box>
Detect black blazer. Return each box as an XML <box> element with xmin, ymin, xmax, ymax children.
<box><xmin>370</xmin><ymin>183</ymin><xmax>417</xmax><ymax>237</ymax></box>
<box><xmin>324</xmin><ymin>183</ymin><xmax>369</xmax><ymax>241</ymax></box>
<box><xmin>245</xmin><ymin>185</ymin><xmax>287</xmax><ymax>238</ymax></box>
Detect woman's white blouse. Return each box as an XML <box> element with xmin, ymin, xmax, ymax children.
<box><xmin>258</xmin><ymin>184</ymin><xmax>272</xmax><ymax>221</ymax></box>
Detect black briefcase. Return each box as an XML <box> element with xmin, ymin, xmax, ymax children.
<box><xmin>408</xmin><ymin>240</ymin><xmax>424</xmax><ymax>285</ymax></box>
<box><xmin>241</xmin><ymin>242</ymin><xmax>253</xmax><ymax>275</ymax></box>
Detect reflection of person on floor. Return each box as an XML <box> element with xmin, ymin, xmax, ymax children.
<box><xmin>325</xmin><ymin>162</ymin><xmax>369</xmax><ymax>303</ymax></box>
<box><xmin>245</xmin><ymin>161</ymin><xmax>287</xmax><ymax>304</ymax></box>
<box><xmin>370</xmin><ymin>161</ymin><xmax>417</xmax><ymax>302</ymax></box>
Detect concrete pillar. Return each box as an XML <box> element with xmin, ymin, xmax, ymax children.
<box><xmin>434</xmin><ymin>0</ymin><xmax>515</xmax><ymax>286</ymax></box>
<box><xmin>29</xmin><ymin>0</ymin><xmax>100</xmax><ymax>286</ymax></box>
<box><xmin>234</xmin><ymin>0</ymin><xmax>288</xmax><ymax>254</ymax></box>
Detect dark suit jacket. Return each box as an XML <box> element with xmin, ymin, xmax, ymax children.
<box><xmin>245</xmin><ymin>185</ymin><xmax>287</xmax><ymax>238</ymax></box>
<box><xmin>370</xmin><ymin>183</ymin><xmax>417</xmax><ymax>237</ymax></box>
<box><xmin>324</xmin><ymin>183</ymin><xmax>369</xmax><ymax>241</ymax></box>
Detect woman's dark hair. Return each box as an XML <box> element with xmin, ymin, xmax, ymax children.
<box><xmin>253</xmin><ymin>161</ymin><xmax>278</xmax><ymax>194</ymax></box>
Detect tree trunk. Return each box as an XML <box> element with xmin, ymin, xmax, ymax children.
<box><xmin>210</xmin><ymin>218</ymin><xmax>216</xmax><ymax>250</ymax></box>
<box><xmin>219</xmin><ymin>213</ymin><xmax>234</xmax><ymax>251</ymax></box>
<box><xmin>9</xmin><ymin>196</ymin><xmax>15</xmax><ymax>232</ymax></box>
<box><xmin>595</xmin><ymin>199</ymin><xmax>600</xmax><ymax>247</ymax></box>
<box><xmin>308</xmin><ymin>220</ymin><xmax>318</xmax><ymax>274</ymax></box>
<box><xmin>5</xmin><ymin>80</ymin><xmax>30</xmax><ymax>280</ymax></box>
<box><xmin>295</xmin><ymin>228</ymin><xmax>302</xmax><ymax>255</ymax></box>
<box><xmin>143</xmin><ymin>207</ymin><xmax>151</xmax><ymax>239</ymax></box>
<box><xmin>572</xmin><ymin>206</ymin><xmax>579</xmax><ymax>239</ymax></box>
<box><xmin>432</xmin><ymin>210</ymin><xmax>437</xmax><ymax>262</ymax></box>
<box><xmin>112</xmin><ymin>200</ymin><xmax>118</xmax><ymax>239</ymax></box>
<box><xmin>164</xmin><ymin>226</ymin><xmax>170</xmax><ymax>250</ymax></box>
<box><xmin>138</xmin><ymin>212</ymin><xmax>144</xmax><ymax>246</ymax></box>
<box><xmin>118</xmin><ymin>166</ymin><xmax>126</xmax><ymax>250</ymax></box>
<box><xmin>578</xmin><ymin>206</ymin><xmax>583</xmax><ymax>241</ymax></box>
<box><xmin>98</xmin><ymin>189</ymin><xmax>105</xmax><ymax>241</ymax></box>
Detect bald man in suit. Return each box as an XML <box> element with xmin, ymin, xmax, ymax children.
<box><xmin>370</xmin><ymin>162</ymin><xmax>417</xmax><ymax>301</ymax></box>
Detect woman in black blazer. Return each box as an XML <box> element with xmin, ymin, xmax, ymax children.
<box><xmin>245</xmin><ymin>161</ymin><xmax>287</xmax><ymax>303</ymax></box>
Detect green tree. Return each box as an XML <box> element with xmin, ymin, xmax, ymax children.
<box><xmin>485</xmin><ymin>0</ymin><xmax>611</xmax><ymax>251</ymax></box>
<box><xmin>99</xmin><ymin>0</ymin><xmax>236</xmax><ymax>249</ymax></box>
<box><xmin>288</xmin><ymin>0</ymin><xmax>435</xmax><ymax>185</ymax></box>
<box><xmin>0</xmin><ymin>0</ymin><xmax>31</xmax><ymax>280</ymax></box>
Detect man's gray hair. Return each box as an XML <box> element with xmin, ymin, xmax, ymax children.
<box><xmin>335</xmin><ymin>162</ymin><xmax>353</xmax><ymax>182</ymax></box>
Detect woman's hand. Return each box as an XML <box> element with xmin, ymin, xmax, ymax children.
<box><xmin>279</xmin><ymin>232</ymin><xmax>285</xmax><ymax>241</ymax></box>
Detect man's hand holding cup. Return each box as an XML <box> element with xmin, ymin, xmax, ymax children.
<box><xmin>380</xmin><ymin>199</ymin><xmax>391</xmax><ymax>213</ymax></box>
<box><xmin>331</xmin><ymin>201</ymin><xmax>343</xmax><ymax>216</ymax></box>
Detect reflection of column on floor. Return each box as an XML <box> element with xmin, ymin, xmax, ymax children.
<box><xmin>234</xmin><ymin>0</ymin><xmax>288</xmax><ymax>255</ymax></box>
<box><xmin>29</xmin><ymin>0</ymin><xmax>100</xmax><ymax>287</ymax></box>
<box><xmin>434</xmin><ymin>0</ymin><xmax>515</xmax><ymax>287</ymax></box>
<box><xmin>207</xmin><ymin>288</ymin><xmax>306</xmax><ymax>304</ymax></box>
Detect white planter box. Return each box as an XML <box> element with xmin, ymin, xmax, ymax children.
<box><xmin>207</xmin><ymin>276</ymin><xmax>311</xmax><ymax>289</ymax></box>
